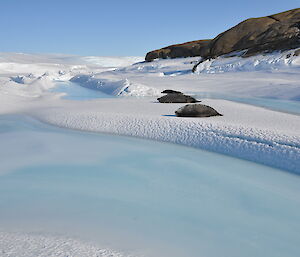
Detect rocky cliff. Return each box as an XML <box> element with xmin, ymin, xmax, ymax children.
<box><xmin>145</xmin><ymin>8</ymin><xmax>300</xmax><ymax>62</ymax></box>
<box><xmin>145</xmin><ymin>40</ymin><xmax>211</xmax><ymax>62</ymax></box>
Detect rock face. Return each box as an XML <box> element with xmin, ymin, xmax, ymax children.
<box><xmin>158</xmin><ymin>91</ymin><xmax>200</xmax><ymax>103</ymax></box>
<box><xmin>175</xmin><ymin>104</ymin><xmax>222</xmax><ymax>117</ymax></box>
<box><xmin>201</xmin><ymin>8</ymin><xmax>300</xmax><ymax>58</ymax></box>
<box><xmin>145</xmin><ymin>40</ymin><xmax>211</xmax><ymax>62</ymax></box>
<box><xmin>146</xmin><ymin>8</ymin><xmax>300</xmax><ymax>62</ymax></box>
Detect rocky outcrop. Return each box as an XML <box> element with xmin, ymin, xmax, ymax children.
<box><xmin>157</xmin><ymin>90</ymin><xmax>200</xmax><ymax>103</ymax></box>
<box><xmin>145</xmin><ymin>40</ymin><xmax>211</xmax><ymax>62</ymax></box>
<box><xmin>175</xmin><ymin>104</ymin><xmax>222</xmax><ymax>117</ymax></box>
<box><xmin>146</xmin><ymin>8</ymin><xmax>300</xmax><ymax>62</ymax></box>
<box><xmin>201</xmin><ymin>8</ymin><xmax>300</xmax><ymax>58</ymax></box>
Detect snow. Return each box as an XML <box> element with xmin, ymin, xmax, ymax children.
<box><xmin>25</xmin><ymin>97</ymin><xmax>299</xmax><ymax>174</ymax></box>
<box><xmin>70</xmin><ymin>52</ymin><xmax>300</xmax><ymax>100</ymax></box>
<box><xmin>0</xmin><ymin>50</ymin><xmax>300</xmax><ymax>256</ymax></box>
<box><xmin>195</xmin><ymin>49</ymin><xmax>300</xmax><ymax>73</ymax></box>
<box><xmin>0</xmin><ymin>232</ymin><xmax>127</xmax><ymax>257</ymax></box>
<box><xmin>0</xmin><ymin>51</ymin><xmax>299</xmax><ymax>173</ymax></box>
<box><xmin>70</xmin><ymin>76</ymin><xmax>160</xmax><ymax>96</ymax></box>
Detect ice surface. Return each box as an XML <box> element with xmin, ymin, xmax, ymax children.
<box><xmin>191</xmin><ymin>92</ymin><xmax>300</xmax><ymax>115</ymax></box>
<box><xmin>1</xmin><ymin>115</ymin><xmax>300</xmax><ymax>257</ymax></box>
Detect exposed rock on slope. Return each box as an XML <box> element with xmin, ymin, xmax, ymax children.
<box><xmin>202</xmin><ymin>8</ymin><xmax>300</xmax><ymax>58</ymax></box>
<box><xmin>146</xmin><ymin>8</ymin><xmax>300</xmax><ymax>61</ymax></box>
<box><xmin>145</xmin><ymin>40</ymin><xmax>211</xmax><ymax>62</ymax></box>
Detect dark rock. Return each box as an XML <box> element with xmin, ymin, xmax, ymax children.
<box><xmin>145</xmin><ymin>40</ymin><xmax>211</xmax><ymax>62</ymax></box>
<box><xmin>158</xmin><ymin>93</ymin><xmax>199</xmax><ymax>103</ymax></box>
<box><xmin>175</xmin><ymin>104</ymin><xmax>222</xmax><ymax>117</ymax></box>
<box><xmin>161</xmin><ymin>89</ymin><xmax>183</xmax><ymax>94</ymax></box>
<box><xmin>146</xmin><ymin>8</ymin><xmax>300</xmax><ymax>63</ymax></box>
<box><xmin>201</xmin><ymin>8</ymin><xmax>300</xmax><ymax>59</ymax></box>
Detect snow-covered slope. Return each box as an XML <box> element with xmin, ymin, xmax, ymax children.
<box><xmin>195</xmin><ymin>49</ymin><xmax>300</xmax><ymax>73</ymax></box>
<box><xmin>0</xmin><ymin>52</ymin><xmax>143</xmax><ymax>97</ymax></box>
<box><xmin>71</xmin><ymin>50</ymin><xmax>300</xmax><ymax>100</ymax></box>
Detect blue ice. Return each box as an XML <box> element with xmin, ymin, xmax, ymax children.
<box><xmin>192</xmin><ymin>92</ymin><xmax>300</xmax><ymax>115</ymax></box>
<box><xmin>0</xmin><ymin>115</ymin><xmax>300</xmax><ymax>257</ymax></box>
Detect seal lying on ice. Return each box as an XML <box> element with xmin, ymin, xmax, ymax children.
<box><xmin>175</xmin><ymin>104</ymin><xmax>222</xmax><ymax>117</ymax></box>
<box><xmin>161</xmin><ymin>89</ymin><xmax>183</xmax><ymax>94</ymax></box>
<box><xmin>158</xmin><ymin>90</ymin><xmax>200</xmax><ymax>103</ymax></box>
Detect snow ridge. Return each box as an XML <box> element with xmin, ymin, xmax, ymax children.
<box><xmin>195</xmin><ymin>49</ymin><xmax>300</xmax><ymax>73</ymax></box>
<box><xmin>70</xmin><ymin>75</ymin><xmax>160</xmax><ymax>96</ymax></box>
<box><xmin>32</xmin><ymin>98</ymin><xmax>300</xmax><ymax>175</ymax></box>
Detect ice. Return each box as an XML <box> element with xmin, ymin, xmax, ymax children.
<box><xmin>0</xmin><ymin>51</ymin><xmax>300</xmax><ymax>257</ymax></box>
<box><xmin>50</xmin><ymin>81</ymin><xmax>115</xmax><ymax>100</ymax></box>
<box><xmin>191</xmin><ymin>92</ymin><xmax>300</xmax><ymax>115</ymax></box>
<box><xmin>0</xmin><ymin>115</ymin><xmax>300</xmax><ymax>257</ymax></box>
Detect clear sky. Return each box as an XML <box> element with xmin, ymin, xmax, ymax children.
<box><xmin>0</xmin><ymin>0</ymin><xmax>299</xmax><ymax>56</ymax></box>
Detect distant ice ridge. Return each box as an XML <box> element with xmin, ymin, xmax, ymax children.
<box><xmin>71</xmin><ymin>75</ymin><xmax>160</xmax><ymax>96</ymax></box>
<box><xmin>0</xmin><ymin>52</ymin><xmax>143</xmax><ymax>67</ymax></box>
<box><xmin>0</xmin><ymin>232</ymin><xmax>130</xmax><ymax>257</ymax></box>
<box><xmin>81</xmin><ymin>56</ymin><xmax>144</xmax><ymax>68</ymax></box>
<box><xmin>195</xmin><ymin>49</ymin><xmax>300</xmax><ymax>73</ymax></box>
<box><xmin>0</xmin><ymin>52</ymin><xmax>145</xmax><ymax>98</ymax></box>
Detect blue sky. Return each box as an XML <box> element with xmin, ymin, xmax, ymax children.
<box><xmin>0</xmin><ymin>0</ymin><xmax>299</xmax><ymax>56</ymax></box>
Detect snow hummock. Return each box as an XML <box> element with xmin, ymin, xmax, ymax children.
<box><xmin>0</xmin><ymin>232</ymin><xmax>128</xmax><ymax>257</ymax></box>
<box><xmin>70</xmin><ymin>76</ymin><xmax>160</xmax><ymax>96</ymax></box>
<box><xmin>26</xmin><ymin>97</ymin><xmax>300</xmax><ymax>174</ymax></box>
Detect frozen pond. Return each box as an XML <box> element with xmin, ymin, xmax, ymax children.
<box><xmin>192</xmin><ymin>92</ymin><xmax>300</xmax><ymax>115</ymax></box>
<box><xmin>0</xmin><ymin>115</ymin><xmax>300</xmax><ymax>257</ymax></box>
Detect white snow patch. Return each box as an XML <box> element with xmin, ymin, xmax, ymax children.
<box><xmin>81</xmin><ymin>56</ymin><xmax>143</xmax><ymax>68</ymax></box>
<box><xmin>0</xmin><ymin>232</ymin><xmax>131</xmax><ymax>257</ymax></box>
<box><xmin>70</xmin><ymin>75</ymin><xmax>160</xmax><ymax>96</ymax></box>
<box><xmin>195</xmin><ymin>49</ymin><xmax>300</xmax><ymax>73</ymax></box>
